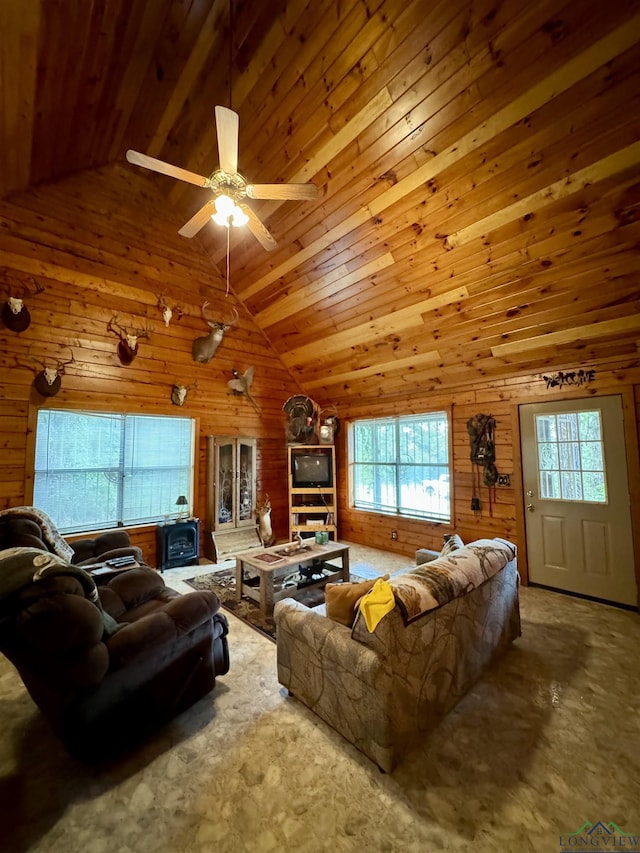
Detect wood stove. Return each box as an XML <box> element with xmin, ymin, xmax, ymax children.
<box><xmin>156</xmin><ymin>519</ymin><xmax>200</xmax><ymax>572</ymax></box>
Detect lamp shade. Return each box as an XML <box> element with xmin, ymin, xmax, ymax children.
<box><xmin>176</xmin><ymin>495</ymin><xmax>188</xmax><ymax>507</ymax></box>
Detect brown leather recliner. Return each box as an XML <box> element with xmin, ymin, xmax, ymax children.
<box><xmin>0</xmin><ymin>510</ymin><xmax>230</xmax><ymax>760</ymax></box>
<box><xmin>0</xmin><ymin>507</ymin><xmax>144</xmax><ymax>568</ymax></box>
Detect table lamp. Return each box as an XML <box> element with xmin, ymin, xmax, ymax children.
<box><xmin>175</xmin><ymin>495</ymin><xmax>189</xmax><ymax>521</ymax></box>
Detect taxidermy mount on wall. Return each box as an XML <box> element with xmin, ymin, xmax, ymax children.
<box><xmin>1</xmin><ymin>276</ymin><xmax>45</xmax><ymax>333</ymax></box>
<box><xmin>171</xmin><ymin>381</ymin><xmax>197</xmax><ymax>406</ymax></box>
<box><xmin>227</xmin><ymin>367</ymin><xmax>259</xmax><ymax>413</ymax></box>
<box><xmin>192</xmin><ymin>302</ymin><xmax>239</xmax><ymax>363</ymax></box>
<box><xmin>17</xmin><ymin>350</ymin><xmax>74</xmax><ymax>397</ymax></box>
<box><xmin>107</xmin><ymin>317</ymin><xmax>150</xmax><ymax>365</ymax></box>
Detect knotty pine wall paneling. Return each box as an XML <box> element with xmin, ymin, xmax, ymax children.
<box><xmin>0</xmin><ymin>170</ymin><xmax>299</xmax><ymax>566</ymax></box>
<box><xmin>336</xmin><ymin>366</ymin><xmax>640</xmax><ymax>592</ymax></box>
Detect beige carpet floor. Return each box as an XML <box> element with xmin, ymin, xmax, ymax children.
<box><xmin>1</xmin><ymin>541</ymin><xmax>639</xmax><ymax>852</ymax></box>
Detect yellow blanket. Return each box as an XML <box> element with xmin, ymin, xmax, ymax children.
<box><xmin>359</xmin><ymin>577</ymin><xmax>395</xmax><ymax>632</ymax></box>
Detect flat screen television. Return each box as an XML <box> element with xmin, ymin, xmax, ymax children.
<box><xmin>291</xmin><ymin>450</ymin><xmax>333</xmax><ymax>488</ymax></box>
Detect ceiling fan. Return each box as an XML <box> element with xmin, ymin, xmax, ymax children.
<box><xmin>126</xmin><ymin>106</ymin><xmax>317</xmax><ymax>251</ymax></box>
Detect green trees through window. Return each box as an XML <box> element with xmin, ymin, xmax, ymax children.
<box><xmin>349</xmin><ymin>412</ymin><xmax>450</xmax><ymax>522</ymax></box>
<box><xmin>34</xmin><ymin>410</ymin><xmax>195</xmax><ymax>533</ymax></box>
<box><xmin>535</xmin><ymin>410</ymin><xmax>607</xmax><ymax>503</ymax></box>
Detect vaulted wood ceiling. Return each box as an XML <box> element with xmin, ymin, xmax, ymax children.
<box><xmin>1</xmin><ymin>0</ymin><xmax>639</xmax><ymax>407</ymax></box>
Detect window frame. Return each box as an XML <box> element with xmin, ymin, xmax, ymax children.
<box><xmin>347</xmin><ymin>410</ymin><xmax>452</xmax><ymax>524</ymax></box>
<box><xmin>26</xmin><ymin>403</ymin><xmax>199</xmax><ymax>534</ymax></box>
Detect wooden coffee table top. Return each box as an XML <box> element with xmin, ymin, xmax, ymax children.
<box><xmin>238</xmin><ymin>541</ymin><xmax>348</xmax><ymax>572</ymax></box>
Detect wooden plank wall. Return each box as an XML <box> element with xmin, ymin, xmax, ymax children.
<box><xmin>336</xmin><ymin>365</ymin><xmax>640</xmax><ymax>585</ymax></box>
<box><xmin>0</xmin><ymin>166</ymin><xmax>298</xmax><ymax>565</ymax></box>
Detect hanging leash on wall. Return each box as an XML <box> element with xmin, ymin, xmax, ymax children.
<box><xmin>466</xmin><ymin>413</ymin><xmax>498</xmax><ymax>513</ymax></box>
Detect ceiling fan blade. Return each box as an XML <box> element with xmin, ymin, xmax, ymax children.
<box><xmin>246</xmin><ymin>182</ymin><xmax>318</xmax><ymax>201</ymax></box>
<box><xmin>215</xmin><ymin>105</ymin><xmax>239</xmax><ymax>174</ymax></box>
<box><xmin>241</xmin><ymin>205</ymin><xmax>278</xmax><ymax>251</ymax></box>
<box><xmin>126</xmin><ymin>150</ymin><xmax>208</xmax><ymax>187</ymax></box>
<box><xmin>178</xmin><ymin>201</ymin><xmax>215</xmax><ymax>238</ymax></box>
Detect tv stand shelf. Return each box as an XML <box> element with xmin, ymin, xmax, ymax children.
<box><xmin>288</xmin><ymin>445</ymin><xmax>337</xmax><ymax>541</ymax></box>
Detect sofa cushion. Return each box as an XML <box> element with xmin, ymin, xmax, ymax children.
<box><xmin>391</xmin><ymin>539</ymin><xmax>516</xmax><ymax>623</ymax></box>
<box><xmin>325</xmin><ymin>575</ymin><xmax>389</xmax><ymax>627</ymax></box>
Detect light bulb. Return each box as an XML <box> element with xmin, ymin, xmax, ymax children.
<box><xmin>214</xmin><ymin>194</ymin><xmax>234</xmax><ymax>215</ymax></box>
<box><xmin>212</xmin><ymin>211</ymin><xmax>230</xmax><ymax>227</ymax></box>
<box><xmin>231</xmin><ymin>206</ymin><xmax>249</xmax><ymax>227</ymax></box>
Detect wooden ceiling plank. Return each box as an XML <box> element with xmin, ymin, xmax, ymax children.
<box><xmin>302</xmin><ymin>349</ymin><xmax>443</xmax><ymax>390</ymax></box>
<box><xmin>239</xmin><ymin>0</ymin><xmax>389</xmax><ymax>175</ymax></box>
<box><xmin>446</xmin><ymin>141</ymin><xmax>640</xmax><ymax>250</ymax></box>
<box><xmin>268</xmin><ymin>0</ymin><xmax>592</xmax><ymax>243</ymax></box>
<box><xmin>293</xmin><ymin>260</ymin><xmax>640</xmax><ymax>383</ymax></box>
<box><xmin>0</xmin><ymin>0</ymin><xmax>39</xmax><ymax>196</ymax></box>
<box><xmin>254</xmin><ymin>251</ymin><xmax>396</xmax><ymax>327</ymax></box>
<box><xmin>492</xmin><ymin>315</ymin><xmax>640</xmax><ymax>358</ymax></box>
<box><xmin>108</xmin><ymin>4</ymin><xmax>190</xmax><ymax>160</ymax></box>
<box><xmin>240</xmin><ymin>12</ymin><xmax>640</xmax><ymax>300</ymax></box>
<box><xmin>259</xmin><ymin>163</ymin><xmax>632</xmax><ymax>334</ymax></box>
<box><xmin>143</xmin><ymin>1</ymin><xmax>230</xmax><ymax>159</ymax></box>
<box><xmin>281</xmin><ymin>286</ymin><xmax>468</xmax><ymax>367</ymax></box>
<box><xmin>273</xmin><ymin>204</ymin><xmax>640</xmax><ymax>354</ymax></box>
<box><xmin>282</xmin><ymin>2</ymin><xmax>636</xmax><ymax>246</ymax></box>
<box><xmin>252</xmin><ymin>0</ymin><xmax>484</xmax><ymax>225</ymax></box>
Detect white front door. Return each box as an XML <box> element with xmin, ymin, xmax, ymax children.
<box><xmin>520</xmin><ymin>395</ymin><xmax>637</xmax><ymax>606</ymax></box>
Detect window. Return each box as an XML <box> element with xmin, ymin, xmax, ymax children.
<box><xmin>33</xmin><ymin>410</ymin><xmax>195</xmax><ymax>533</ymax></box>
<box><xmin>535</xmin><ymin>410</ymin><xmax>606</xmax><ymax>503</ymax></box>
<box><xmin>349</xmin><ymin>412</ymin><xmax>450</xmax><ymax>522</ymax></box>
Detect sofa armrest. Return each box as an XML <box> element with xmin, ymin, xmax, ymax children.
<box><xmin>415</xmin><ymin>548</ymin><xmax>439</xmax><ymax>566</ymax></box>
<box><xmin>274</xmin><ymin>598</ymin><xmax>384</xmax><ymax>681</ymax></box>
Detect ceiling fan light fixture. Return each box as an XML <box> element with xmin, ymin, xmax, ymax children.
<box><xmin>212</xmin><ymin>210</ymin><xmax>230</xmax><ymax>227</ymax></box>
<box><xmin>214</xmin><ymin>193</ymin><xmax>235</xmax><ymax>215</ymax></box>
<box><xmin>231</xmin><ymin>207</ymin><xmax>249</xmax><ymax>227</ymax></box>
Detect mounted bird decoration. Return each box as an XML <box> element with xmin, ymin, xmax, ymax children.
<box><xmin>227</xmin><ymin>367</ymin><xmax>259</xmax><ymax>413</ymax></box>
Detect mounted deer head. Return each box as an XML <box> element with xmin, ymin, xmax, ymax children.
<box><xmin>192</xmin><ymin>301</ymin><xmax>239</xmax><ymax>363</ymax></box>
<box><xmin>107</xmin><ymin>316</ymin><xmax>150</xmax><ymax>365</ymax></box>
<box><xmin>17</xmin><ymin>349</ymin><xmax>74</xmax><ymax>397</ymax></box>
<box><xmin>171</xmin><ymin>380</ymin><xmax>197</xmax><ymax>407</ymax></box>
<box><xmin>1</xmin><ymin>276</ymin><xmax>45</xmax><ymax>333</ymax></box>
<box><xmin>157</xmin><ymin>293</ymin><xmax>183</xmax><ymax>327</ymax></box>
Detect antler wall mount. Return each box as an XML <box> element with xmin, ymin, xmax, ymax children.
<box><xmin>17</xmin><ymin>349</ymin><xmax>74</xmax><ymax>397</ymax></box>
<box><xmin>1</xmin><ymin>276</ymin><xmax>45</xmax><ymax>333</ymax></box>
<box><xmin>107</xmin><ymin>317</ymin><xmax>151</xmax><ymax>365</ymax></box>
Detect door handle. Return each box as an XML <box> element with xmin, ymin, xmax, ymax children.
<box><xmin>527</xmin><ymin>503</ymin><xmax>535</xmax><ymax>512</ymax></box>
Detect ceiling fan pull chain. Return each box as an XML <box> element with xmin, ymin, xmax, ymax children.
<box><xmin>226</xmin><ymin>225</ymin><xmax>230</xmax><ymax>297</ymax></box>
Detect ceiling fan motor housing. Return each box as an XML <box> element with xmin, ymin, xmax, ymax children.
<box><xmin>208</xmin><ymin>169</ymin><xmax>247</xmax><ymax>203</ymax></box>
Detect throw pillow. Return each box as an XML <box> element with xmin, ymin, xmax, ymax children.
<box><xmin>440</xmin><ymin>533</ymin><xmax>464</xmax><ymax>557</ymax></box>
<box><xmin>325</xmin><ymin>574</ymin><xmax>390</xmax><ymax>627</ymax></box>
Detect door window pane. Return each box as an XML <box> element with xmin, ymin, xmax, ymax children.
<box><xmin>535</xmin><ymin>410</ymin><xmax>606</xmax><ymax>503</ymax></box>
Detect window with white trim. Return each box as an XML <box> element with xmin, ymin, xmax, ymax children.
<box><xmin>349</xmin><ymin>412</ymin><xmax>450</xmax><ymax>522</ymax></box>
<box><xmin>33</xmin><ymin>410</ymin><xmax>195</xmax><ymax>533</ymax></box>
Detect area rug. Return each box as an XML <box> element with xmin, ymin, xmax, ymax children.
<box><xmin>185</xmin><ymin>568</ymin><xmax>366</xmax><ymax>642</ymax></box>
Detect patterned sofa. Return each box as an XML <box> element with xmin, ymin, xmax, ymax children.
<box><xmin>274</xmin><ymin>538</ymin><xmax>520</xmax><ymax>772</ymax></box>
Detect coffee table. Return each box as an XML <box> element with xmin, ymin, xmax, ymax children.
<box><xmin>235</xmin><ymin>541</ymin><xmax>350</xmax><ymax>615</ymax></box>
